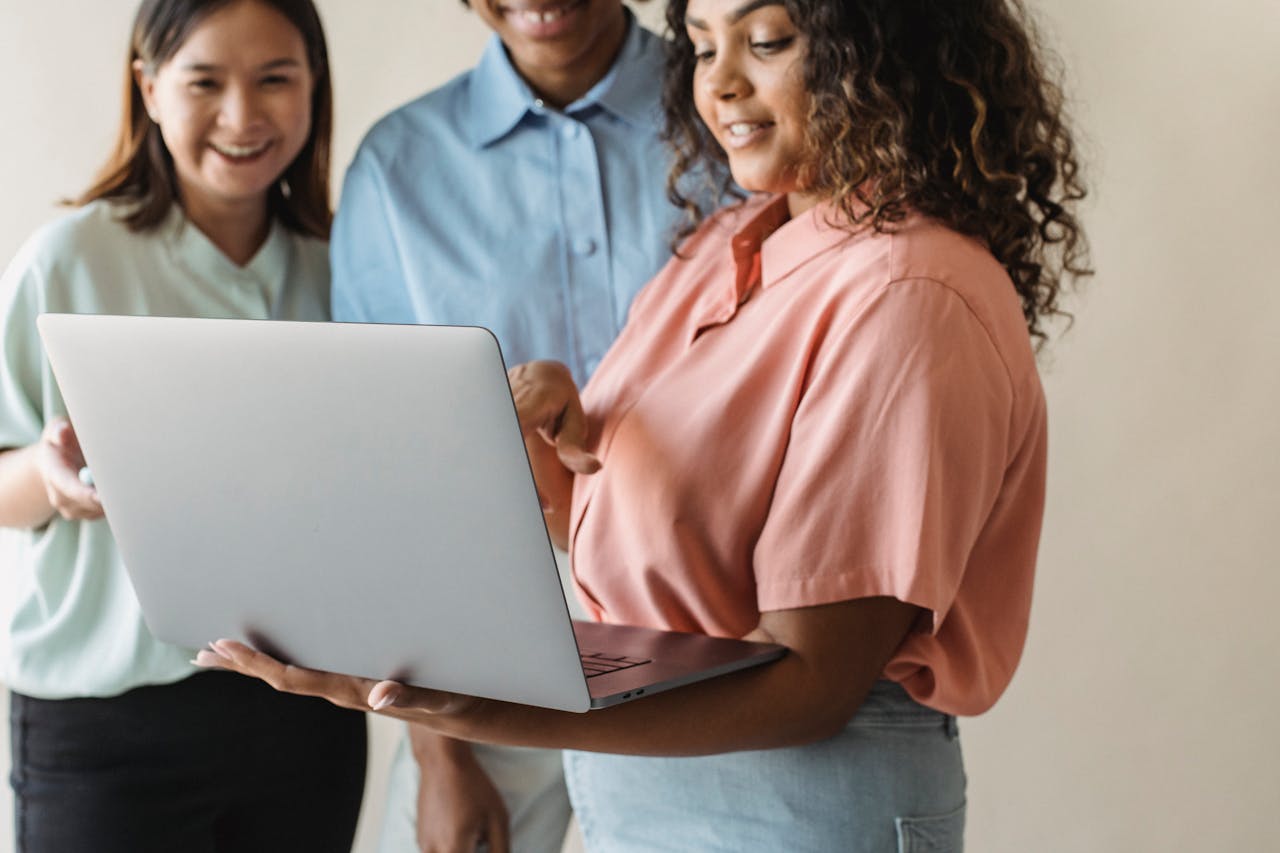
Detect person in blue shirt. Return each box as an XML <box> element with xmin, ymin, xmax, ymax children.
<box><xmin>330</xmin><ymin>2</ymin><xmax>693</xmax><ymax>851</ymax></box>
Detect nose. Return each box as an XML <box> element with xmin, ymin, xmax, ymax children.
<box><xmin>218</xmin><ymin>81</ymin><xmax>265</xmax><ymax>132</ymax></box>
<box><xmin>700</xmin><ymin>51</ymin><xmax>751</xmax><ymax>102</ymax></box>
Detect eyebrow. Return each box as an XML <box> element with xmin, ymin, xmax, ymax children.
<box><xmin>686</xmin><ymin>0</ymin><xmax>785</xmax><ymax>30</ymax></box>
<box><xmin>178</xmin><ymin>58</ymin><xmax>303</xmax><ymax>73</ymax></box>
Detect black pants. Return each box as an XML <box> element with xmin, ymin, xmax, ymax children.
<box><xmin>9</xmin><ymin>670</ymin><xmax>367</xmax><ymax>853</ymax></box>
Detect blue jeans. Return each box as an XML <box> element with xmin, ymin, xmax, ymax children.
<box><xmin>564</xmin><ymin>680</ymin><xmax>965</xmax><ymax>852</ymax></box>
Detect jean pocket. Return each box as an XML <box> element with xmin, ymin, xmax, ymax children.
<box><xmin>895</xmin><ymin>802</ymin><xmax>966</xmax><ymax>853</ymax></box>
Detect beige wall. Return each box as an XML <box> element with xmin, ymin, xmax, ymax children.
<box><xmin>2</xmin><ymin>1</ymin><xmax>1278</xmax><ymax>851</ymax></box>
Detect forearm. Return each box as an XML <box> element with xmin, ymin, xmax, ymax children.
<box><xmin>203</xmin><ymin>599</ymin><xmax>919</xmax><ymax>759</ymax></box>
<box><xmin>0</xmin><ymin>446</ymin><xmax>54</xmax><ymax>529</ymax></box>
<box><xmin>408</xmin><ymin>722</ymin><xmax>478</xmax><ymax>766</ymax></box>
<box><xmin>439</xmin><ymin>656</ymin><xmax>840</xmax><ymax>756</ymax></box>
<box><xmin>402</xmin><ymin>598</ymin><xmax>919</xmax><ymax>756</ymax></box>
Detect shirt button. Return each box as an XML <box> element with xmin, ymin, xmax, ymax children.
<box><xmin>562</xmin><ymin>122</ymin><xmax>581</xmax><ymax>139</ymax></box>
<box><xmin>572</xmin><ymin>237</ymin><xmax>597</xmax><ymax>256</ymax></box>
<box><xmin>584</xmin><ymin>357</ymin><xmax>602</xmax><ymax>376</ymax></box>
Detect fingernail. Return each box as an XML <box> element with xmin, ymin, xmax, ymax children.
<box><xmin>368</xmin><ymin>682</ymin><xmax>399</xmax><ymax>711</ymax></box>
<box><xmin>192</xmin><ymin>650</ymin><xmax>221</xmax><ymax>668</ymax></box>
<box><xmin>210</xmin><ymin>640</ymin><xmax>235</xmax><ymax>658</ymax></box>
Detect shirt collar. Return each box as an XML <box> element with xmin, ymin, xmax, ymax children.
<box><xmin>692</xmin><ymin>194</ymin><xmax>858</xmax><ymax>335</ymax></box>
<box><xmin>466</xmin><ymin>9</ymin><xmax>659</xmax><ymax>148</ymax></box>
<box><xmin>758</xmin><ymin>199</ymin><xmax>857</xmax><ymax>290</ymax></box>
<box><xmin>585</xmin><ymin>11</ymin><xmax>663</xmax><ymax>130</ymax></box>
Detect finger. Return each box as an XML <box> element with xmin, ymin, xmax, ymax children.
<box><xmin>209</xmin><ymin>639</ymin><xmax>376</xmax><ymax>707</ymax></box>
<box><xmin>45</xmin><ymin>471</ymin><xmax>102</xmax><ymax>520</ymax></box>
<box><xmin>193</xmin><ymin>648</ymin><xmax>230</xmax><ymax>669</ymax></box>
<box><xmin>44</xmin><ymin>419</ymin><xmax>88</xmax><ymax>469</ymax></box>
<box><xmin>486</xmin><ymin>810</ymin><xmax>511</xmax><ymax>853</ymax></box>
<box><xmin>368</xmin><ymin>680</ymin><xmax>402</xmax><ymax>711</ymax></box>
<box><xmin>368</xmin><ymin>680</ymin><xmax>478</xmax><ymax>716</ymax></box>
<box><xmin>554</xmin><ymin>403</ymin><xmax>601</xmax><ymax>475</ymax></box>
<box><xmin>59</xmin><ymin>501</ymin><xmax>105</xmax><ymax>522</ymax></box>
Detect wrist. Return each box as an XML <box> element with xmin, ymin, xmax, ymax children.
<box><xmin>407</xmin><ymin>727</ymin><xmax>475</xmax><ymax>766</ymax></box>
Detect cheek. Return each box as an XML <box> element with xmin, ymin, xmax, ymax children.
<box><xmin>691</xmin><ymin>77</ymin><xmax>715</xmax><ymax>134</ymax></box>
<box><xmin>278</xmin><ymin>96</ymin><xmax>313</xmax><ymax>143</ymax></box>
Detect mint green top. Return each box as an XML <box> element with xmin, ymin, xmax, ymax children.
<box><xmin>0</xmin><ymin>200</ymin><xmax>328</xmax><ymax>699</ymax></box>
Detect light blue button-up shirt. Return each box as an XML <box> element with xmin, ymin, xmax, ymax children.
<box><xmin>331</xmin><ymin>15</ymin><xmax>681</xmax><ymax>386</ymax></box>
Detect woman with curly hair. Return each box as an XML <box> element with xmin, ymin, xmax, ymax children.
<box><xmin>203</xmin><ymin>0</ymin><xmax>1090</xmax><ymax>849</ymax></box>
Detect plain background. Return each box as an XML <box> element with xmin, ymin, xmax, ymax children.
<box><xmin>1</xmin><ymin>1</ymin><xmax>1278</xmax><ymax>850</ymax></box>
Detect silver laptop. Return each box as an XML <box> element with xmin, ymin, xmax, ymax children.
<box><xmin>37</xmin><ymin>314</ymin><xmax>785</xmax><ymax>712</ymax></box>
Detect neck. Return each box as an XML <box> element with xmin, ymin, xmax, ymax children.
<box><xmin>513</xmin><ymin>10</ymin><xmax>627</xmax><ymax>109</ymax></box>
<box><xmin>180</xmin><ymin>191</ymin><xmax>271</xmax><ymax>267</ymax></box>
<box><xmin>786</xmin><ymin>190</ymin><xmax>821</xmax><ymax>219</ymax></box>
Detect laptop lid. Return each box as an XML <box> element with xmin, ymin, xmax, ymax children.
<box><xmin>38</xmin><ymin>314</ymin><xmax>595</xmax><ymax>712</ymax></box>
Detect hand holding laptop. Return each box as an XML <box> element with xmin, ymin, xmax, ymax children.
<box><xmin>35</xmin><ymin>416</ymin><xmax>103</xmax><ymax>522</ymax></box>
<box><xmin>195</xmin><ymin>638</ymin><xmax>469</xmax><ymax>720</ymax></box>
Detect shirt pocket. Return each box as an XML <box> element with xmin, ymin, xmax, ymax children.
<box><xmin>895</xmin><ymin>802</ymin><xmax>966</xmax><ymax>853</ymax></box>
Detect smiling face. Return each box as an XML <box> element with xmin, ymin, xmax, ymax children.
<box><xmin>467</xmin><ymin>0</ymin><xmax>628</xmax><ymax>107</ymax></box>
<box><xmin>136</xmin><ymin>0</ymin><xmax>314</xmax><ymax>227</ymax></box>
<box><xmin>686</xmin><ymin>0</ymin><xmax>816</xmax><ymax>215</ymax></box>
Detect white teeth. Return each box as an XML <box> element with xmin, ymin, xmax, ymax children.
<box><xmin>212</xmin><ymin>141</ymin><xmax>269</xmax><ymax>158</ymax></box>
<box><xmin>522</xmin><ymin>7</ymin><xmax>567</xmax><ymax>23</ymax></box>
<box><xmin>729</xmin><ymin>123</ymin><xmax>761</xmax><ymax>137</ymax></box>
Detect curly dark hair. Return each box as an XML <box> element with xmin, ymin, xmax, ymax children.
<box><xmin>663</xmin><ymin>0</ymin><xmax>1092</xmax><ymax>343</ymax></box>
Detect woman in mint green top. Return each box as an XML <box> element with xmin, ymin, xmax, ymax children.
<box><xmin>0</xmin><ymin>2</ymin><xmax>365</xmax><ymax>850</ymax></box>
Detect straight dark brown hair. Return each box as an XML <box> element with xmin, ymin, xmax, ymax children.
<box><xmin>72</xmin><ymin>0</ymin><xmax>333</xmax><ymax>239</ymax></box>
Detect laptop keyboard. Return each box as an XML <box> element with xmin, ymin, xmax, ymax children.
<box><xmin>580</xmin><ymin>651</ymin><xmax>652</xmax><ymax>678</ymax></box>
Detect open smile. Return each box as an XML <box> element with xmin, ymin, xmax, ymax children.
<box><xmin>721</xmin><ymin>120</ymin><xmax>775</xmax><ymax>150</ymax></box>
<box><xmin>499</xmin><ymin>0</ymin><xmax>588</xmax><ymax>35</ymax></box>
<box><xmin>209</xmin><ymin>139</ymin><xmax>274</xmax><ymax>163</ymax></box>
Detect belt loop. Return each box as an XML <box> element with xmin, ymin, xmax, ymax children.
<box><xmin>944</xmin><ymin>714</ymin><xmax>959</xmax><ymax>738</ymax></box>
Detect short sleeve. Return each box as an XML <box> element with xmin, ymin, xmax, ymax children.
<box><xmin>752</xmin><ymin>278</ymin><xmax>1013</xmax><ymax>630</ymax></box>
<box><xmin>0</xmin><ymin>248</ymin><xmax>51</xmax><ymax>451</ymax></box>
<box><xmin>330</xmin><ymin>148</ymin><xmax>413</xmax><ymax>324</ymax></box>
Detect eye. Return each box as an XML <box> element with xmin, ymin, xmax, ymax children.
<box><xmin>750</xmin><ymin>36</ymin><xmax>796</xmax><ymax>55</ymax></box>
<box><xmin>686</xmin><ymin>31</ymin><xmax>715</xmax><ymax>64</ymax></box>
<box><xmin>260</xmin><ymin>73</ymin><xmax>294</xmax><ymax>87</ymax></box>
<box><xmin>187</xmin><ymin>77</ymin><xmax>219</xmax><ymax>93</ymax></box>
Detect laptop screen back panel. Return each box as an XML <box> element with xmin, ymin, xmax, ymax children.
<box><xmin>38</xmin><ymin>315</ymin><xmax>591</xmax><ymax>712</ymax></box>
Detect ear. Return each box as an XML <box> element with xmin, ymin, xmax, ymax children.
<box><xmin>133</xmin><ymin>59</ymin><xmax>160</xmax><ymax>124</ymax></box>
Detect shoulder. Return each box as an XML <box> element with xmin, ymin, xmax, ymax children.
<box><xmin>15</xmin><ymin>201</ymin><xmax>134</xmax><ymax>265</ymax></box>
<box><xmin>632</xmin><ymin>23</ymin><xmax>667</xmax><ymax>68</ymax></box>
<box><xmin>867</xmin><ymin>218</ymin><xmax>1038</xmax><ymax>385</ymax></box>
<box><xmin>2</xmin><ymin>201</ymin><xmax>145</xmax><ymax>297</ymax></box>
<box><xmin>354</xmin><ymin>71</ymin><xmax>474</xmax><ymax>168</ymax></box>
